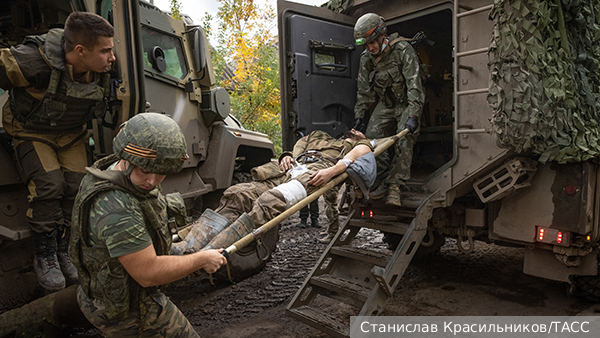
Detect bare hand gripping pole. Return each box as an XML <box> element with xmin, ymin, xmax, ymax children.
<box><xmin>222</xmin><ymin>128</ymin><xmax>410</xmax><ymax>258</ymax></box>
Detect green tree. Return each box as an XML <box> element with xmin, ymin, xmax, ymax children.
<box><xmin>205</xmin><ymin>0</ymin><xmax>282</xmax><ymax>154</ymax></box>
<box><xmin>169</xmin><ymin>0</ymin><xmax>182</xmax><ymax>21</ymax></box>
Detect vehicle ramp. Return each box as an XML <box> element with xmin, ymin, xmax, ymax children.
<box><xmin>286</xmin><ymin>190</ymin><xmax>440</xmax><ymax>337</ymax></box>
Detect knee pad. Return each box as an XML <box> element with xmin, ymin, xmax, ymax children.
<box><xmin>273</xmin><ymin>180</ymin><xmax>307</xmax><ymax>209</ymax></box>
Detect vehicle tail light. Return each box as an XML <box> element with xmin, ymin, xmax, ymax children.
<box><xmin>360</xmin><ymin>210</ymin><xmax>374</xmax><ymax>218</ymax></box>
<box><xmin>536</xmin><ymin>226</ymin><xmax>570</xmax><ymax>247</ymax></box>
<box><xmin>564</xmin><ymin>184</ymin><xmax>578</xmax><ymax>195</ymax></box>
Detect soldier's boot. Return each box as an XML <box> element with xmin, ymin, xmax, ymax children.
<box><xmin>370</xmin><ymin>183</ymin><xmax>388</xmax><ymax>200</ymax></box>
<box><xmin>203</xmin><ymin>213</ymin><xmax>255</xmax><ymax>250</ymax></box>
<box><xmin>298</xmin><ymin>218</ymin><xmax>307</xmax><ymax>228</ymax></box>
<box><xmin>57</xmin><ymin>229</ymin><xmax>79</xmax><ymax>284</ymax></box>
<box><xmin>385</xmin><ymin>185</ymin><xmax>402</xmax><ymax>207</ymax></box>
<box><xmin>33</xmin><ymin>231</ymin><xmax>66</xmax><ymax>292</ymax></box>
<box><xmin>354</xmin><ymin>187</ymin><xmax>364</xmax><ymax>199</ymax></box>
<box><xmin>310</xmin><ymin>217</ymin><xmax>320</xmax><ymax>228</ymax></box>
<box><xmin>319</xmin><ymin>220</ymin><xmax>339</xmax><ymax>243</ymax></box>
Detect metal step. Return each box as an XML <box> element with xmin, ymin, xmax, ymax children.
<box><xmin>330</xmin><ymin>246</ymin><xmax>389</xmax><ymax>267</ymax></box>
<box><xmin>311</xmin><ymin>274</ymin><xmax>370</xmax><ymax>302</ymax></box>
<box><xmin>287</xmin><ymin>305</ymin><xmax>349</xmax><ymax>338</ymax></box>
<box><xmin>348</xmin><ymin>218</ymin><xmax>410</xmax><ymax>234</ymax></box>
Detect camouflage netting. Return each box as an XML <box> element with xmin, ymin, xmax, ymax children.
<box><xmin>321</xmin><ymin>0</ymin><xmax>353</xmax><ymax>14</ymax></box>
<box><xmin>488</xmin><ymin>0</ymin><xmax>600</xmax><ymax>163</ymax></box>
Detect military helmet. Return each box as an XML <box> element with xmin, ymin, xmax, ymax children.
<box><xmin>354</xmin><ymin>13</ymin><xmax>387</xmax><ymax>46</ymax></box>
<box><xmin>113</xmin><ymin>113</ymin><xmax>189</xmax><ymax>175</ymax></box>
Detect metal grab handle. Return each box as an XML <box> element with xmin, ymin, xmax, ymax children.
<box><xmin>316</xmin><ymin>63</ymin><xmax>348</xmax><ymax>71</ymax></box>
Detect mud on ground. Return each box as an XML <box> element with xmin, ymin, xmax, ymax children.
<box><xmin>68</xmin><ymin>199</ymin><xmax>597</xmax><ymax>338</ymax></box>
<box><xmin>164</xmin><ymin>206</ymin><xmax>596</xmax><ymax>338</ymax></box>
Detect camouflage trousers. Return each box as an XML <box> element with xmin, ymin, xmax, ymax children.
<box><xmin>216</xmin><ymin>159</ymin><xmax>339</xmax><ymax>233</ymax></box>
<box><xmin>77</xmin><ymin>286</ymin><xmax>199</xmax><ymax>337</ymax></box>
<box><xmin>14</xmin><ymin>136</ymin><xmax>87</xmax><ymax>233</ymax></box>
<box><xmin>364</xmin><ymin>101</ymin><xmax>417</xmax><ymax>186</ymax></box>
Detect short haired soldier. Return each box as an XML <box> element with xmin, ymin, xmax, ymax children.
<box><xmin>352</xmin><ymin>13</ymin><xmax>424</xmax><ymax>207</ymax></box>
<box><xmin>0</xmin><ymin>11</ymin><xmax>115</xmax><ymax>291</ymax></box>
<box><xmin>70</xmin><ymin>113</ymin><xmax>227</xmax><ymax>337</ymax></box>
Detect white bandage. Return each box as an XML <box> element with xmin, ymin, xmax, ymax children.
<box><xmin>340</xmin><ymin>158</ymin><xmax>352</xmax><ymax>167</ymax></box>
<box><xmin>273</xmin><ymin>180</ymin><xmax>307</xmax><ymax>209</ymax></box>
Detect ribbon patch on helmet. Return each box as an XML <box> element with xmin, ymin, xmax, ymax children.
<box><xmin>124</xmin><ymin>144</ymin><xmax>157</xmax><ymax>159</ymax></box>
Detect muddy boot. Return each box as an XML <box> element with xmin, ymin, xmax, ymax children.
<box><xmin>370</xmin><ymin>183</ymin><xmax>388</xmax><ymax>200</ymax></box>
<box><xmin>33</xmin><ymin>231</ymin><xmax>66</xmax><ymax>292</ymax></box>
<box><xmin>172</xmin><ymin>209</ymin><xmax>231</xmax><ymax>255</ymax></box>
<box><xmin>57</xmin><ymin>229</ymin><xmax>79</xmax><ymax>284</ymax></box>
<box><xmin>310</xmin><ymin>217</ymin><xmax>320</xmax><ymax>228</ymax></box>
<box><xmin>203</xmin><ymin>213</ymin><xmax>255</xmax><ymax>250</ymax></box>
<box><xmin>385</xmin><ymin>185</ymin><xmax>402</xmax><ymax>207</ymax></box>
<box><xmin>298</xmin><ymin>218</ymin><xmax>307</xmax><ymax>228</ymax></box>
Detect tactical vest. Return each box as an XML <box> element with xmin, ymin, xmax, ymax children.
<box><xmin>70</xmin><ymin>155</ymin><xmax>173</xmax><ymax>320</ymax></box>
<box><xmin>367</xmin><ymin>33</ymin><xmax>424</xmax><ymax>108</ymax></box>
<box><xmin>9</xmin><ymin>29</ymin><xmax>109</xmax><ymax>132</ymax></box>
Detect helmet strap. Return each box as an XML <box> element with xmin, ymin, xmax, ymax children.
<box><xmin>371</xmin><ymin>35</ymin><xmax>387</xmax><ymax>56</ymax></box>
<box><xmin>118</xmin><ymin>160</ymin><xmax>135</xmax><ymax>178</ymax></box>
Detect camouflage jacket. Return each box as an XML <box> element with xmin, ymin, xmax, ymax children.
<box><xmin>70</xmin><ymin>154</ymin><xmax>185</xmax><ymax>320</ymax></box>
<box><xmin>291</xmin><ymin>130</ymin><xmax>373</xmax><ymax>162</ymax></box>
<box><xmin>354</xmin><ymin>33</ymin><xmax>425</xmax><ymax>119</ymax></box>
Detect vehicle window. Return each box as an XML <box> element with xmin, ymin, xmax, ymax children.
<box><xmin>99</xmin><ymin>0</ymin><xmax>112</xmax><ymax>21</ymax></box>
<box><xmin>312</xmin><ymin>47</ymin><xmax>351</xmax><ymax>77</ymax></box>
<box><xmin>141</xmin><ymin>26</ymin><xmax>188</xmax><ymax>79</ymax></box>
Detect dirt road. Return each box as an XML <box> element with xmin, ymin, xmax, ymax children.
<box><xmin>163</xmin><ymin>210</ymin><xmax>598</xmax><ymax>338</ymax></box>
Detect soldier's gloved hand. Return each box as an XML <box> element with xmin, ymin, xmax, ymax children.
<box><xmin>353</xmin><ymin>118</ymin><xmax>366</xmax><ymax>133</ymax></box>
<box><xmin>405</xmin><ymin>115</ymin><xmax>419</xmax><ymax>134</ymax></box>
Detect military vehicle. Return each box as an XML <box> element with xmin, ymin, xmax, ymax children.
<box><xmin>278</xmin><ymin>0</ymin><xmax>600</xmax><ymax>336</ymax></box>
<box><xmin>0</xmin><ymin>0</ymin><xmax>277</xmax><ymax>314</ymax></box>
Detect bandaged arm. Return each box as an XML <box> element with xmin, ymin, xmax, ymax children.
<box><xmin>308</xmin><ymin>144</ymin><xmax>372</xmax><ymax>186</ymax></box>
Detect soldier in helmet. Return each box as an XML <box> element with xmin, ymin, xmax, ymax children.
<box><xmin>0</xmin><ymin>12</ymin><xmax>115</xmax><ymax>291</ymax></box>
<box><xmin>69</xmin><ymin>113</ymin><xmax>227</xmax><ymax>337</ymax></box>
<box><xmin>352</xmin><ymin>13</ymin><xmax>424</xmax><ymax>207</ymax></box>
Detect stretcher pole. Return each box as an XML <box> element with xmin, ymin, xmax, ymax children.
<box><xmin>222</xmin><ymin>128</ymin><xmax>409</xmax><ymax>257</ymax></box>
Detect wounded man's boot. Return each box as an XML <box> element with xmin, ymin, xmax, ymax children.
<box><xmin>202</xmin><ymin>212</ymin><xmax>255</xmax><ymax>251</ymax></box>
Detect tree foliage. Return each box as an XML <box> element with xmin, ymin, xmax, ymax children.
<box><xmin>169</xmin><ymin>0</ymin><xmax>182</xmax><ymax>21</ymax></box>
<box><xmin>205</xmin><ymin>0</ymin><xmax>282</xmax><ymax>154</ymax></box>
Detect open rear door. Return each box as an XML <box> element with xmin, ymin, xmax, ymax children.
<box><xmin>278</xmin><ymin>0</ymin><xmax>360</xmax><ymax>150</ymax></box>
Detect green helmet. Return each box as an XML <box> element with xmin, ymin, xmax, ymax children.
<box><xmin>113</xmin><ymin>113</ymin><xmax>189</xmax><ymax>175</ymax></box>
<box><xmin>354</xmin><ymin>13</ymin><xmax>386</xmax><ymax>46</ymax></box>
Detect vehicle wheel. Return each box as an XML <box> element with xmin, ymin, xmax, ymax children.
<box><xmin>383</xmin><ymin>230</ymin><xmax>445</xmax><ymax>258</ymax></box>
<box><xmin>214</xmin><ymin>224</ymin><xmax>280</xmax><ymax>282</ymax></box>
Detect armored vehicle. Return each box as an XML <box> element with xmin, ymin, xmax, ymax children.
<box><xmin>278</xmin><ymin>0</ymin><xmax>600</xmax><ymax>336</ymax></box>
<box><xmin>0</xmin><ymin>0</ymin><xmax>276</xmax><ymax>312</ymax></box>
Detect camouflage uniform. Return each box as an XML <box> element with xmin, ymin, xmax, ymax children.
<box><xmin>0</xmin><ymin>28</ymin><xmax>109</xmax><ymax>234</ymax></box>
<box><xmin>1</xmin><ymin>28</ymin><xmax>109</xmax><ymax>290</ymax></box>
<box><xmin>216</xmin><ymin>131</ymin><xmax>372</xmax><ymax>236</ymax></box>
<box><xmin>355</xmin><ymin>32</ymin><xmax>425</xmax><ymax>187</ymax></box>
<box><xmin>70</xmin><ymin>155</ymin><xmax>197</xmax><ymax>337</ymax></box>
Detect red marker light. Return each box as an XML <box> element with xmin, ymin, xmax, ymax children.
<box><xmin>538</xmin><ymin>228</ymin><xmax>545</xmax><ymax>241</ymax></box>
<box><xmin>361</xmin><ymin>211</ymin><xmax>364</xmax><ymax>217</ymax></box>
<box><xmin>565</xmin><ymin>184</ymin><xmax>577</xmax><ymax>195</ymax></box>
<box><xmin>557</xmin><ymin>232</ymin><xmax>563</xmax><ymax>244</ymax></box>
